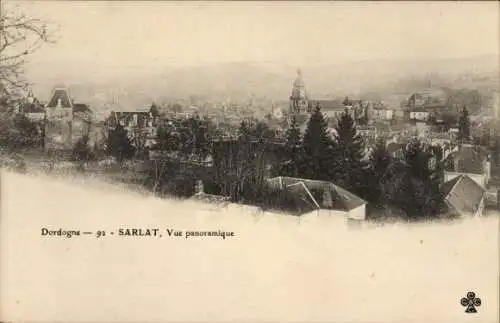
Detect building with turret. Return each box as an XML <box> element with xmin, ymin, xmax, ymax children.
<box><xmin>287</xmin><ymin>69</ymin><xmax>369</xmax><ymax>127</ymax></box>
<box><xmin>44</xmin><ymin>85</ymin><xmax>93</xmax><ymax>152</ymax></box>
<box><xmin>18</xmin><ymin>90</ymin><xmax>45</xmax><ymax>121</ymax></box>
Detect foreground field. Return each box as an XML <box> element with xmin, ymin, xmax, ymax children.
<box><xmin>0</xmin><ymin>170</ymin><xmax>498</xmax><ymax>322</ymax></box>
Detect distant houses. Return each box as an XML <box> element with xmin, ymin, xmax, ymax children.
<box><xmin>104</xmin><ymin>109</ymin><xmax>160</xmax><ymax>150</ymax></box>
<box><xmin>407</xmin><ymin>88</ymin><xmax>448</xmax><ymax>111</ymax></box>
<box><xmin>8</xmin><ymin>85</ymin><xmax>96</xmax><ymax>153</ymax></box>
<box><xmin>442</xmin><ymin>144</ymin><xmax>491</xmax><ymax>188</ymax></box>
<box><xmin>409</xmin><ymin>107</ymin><xmax>430</xmax><ymax>122</ymax></box>
<box><xmin>369</xmin><ymin>104</ymin><xmax>393</xmax><ymax>122</ymax></box>
<box><xmin>18</xmin><ymin>91</ymin><xmax>45</xmax><ymax>122</ymax></box>
<box><xmin>105</xmin><ymin>111</ymin><xmax>158</xmax><ymax>131</ymax></box>
<box><xmin>288</xmin><ymin>69</ymin><xmax>394</xmax><ymax>129</ymax></box>
<box><xmin>180</xmin><ymin>106</ymin><xmax>201</xmax><ymax>119</ymax></box>
<box><xmin>402</xmin><ymin>87</ymin><xmax>486</xmax><ymax>125</ymax></box>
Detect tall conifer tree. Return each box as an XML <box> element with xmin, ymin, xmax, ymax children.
<box><xmin>301</xmin><ymin>103</ymin><xmax>338</xmax><ymax>181</ymax></box>
<box><xmin>334</xmin><ymin>108</ymin><xmax>368</xmax><ymax>194</ymax></box>
<box><xmin>367</xmin><ymin>139</ymin><xmax>392</xmax><ymax>205</ymax></box>
<box><xmin>381</xmin><ymin>138</ymin><xmax>442</xmax><ymax>220</ymax></box>
<box><xmin>281</xmin><ymin>115</ymin><xmax>302</xmax><ymax>177</ymax></box>
<box><xmin>106</xmin><ymin>124</ymin><xmax>135</xmax><ymax>162</ymax></box>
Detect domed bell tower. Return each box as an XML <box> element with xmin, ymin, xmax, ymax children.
<box><xmin>289</xmin><ymin>69</ymin><xmax>308</xmax><ymax>115</ymax></box>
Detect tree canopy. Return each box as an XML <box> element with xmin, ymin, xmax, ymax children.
<box><xmin>333</xmin><ymin>108</ymin><xmax>369</xmax><ymax>194</ymax></box>
<box><xmin>106</xmin><ymin>124</ymin><xmax>135</xmax><ymax>162</ymax></box>
<box><xmin>300</xmin><ymin>103</ymin><xmax>338</xmax><ymax>181</ymax></box>
<box><xmin>1</xmin><ymin>6</ymin><xmax>54</xmax><ymax>98</ymax></box>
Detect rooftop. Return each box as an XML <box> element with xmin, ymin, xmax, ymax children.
<box><xmin>266</xmin><ymin>176</ymin><xmax>366</xmax><ymax>214</ymax></box>
<box><xmin>46</xmin><ymin>87</ymin><xmax>73</xmax><ymax>109</ymax></box>
<box><xmin>442</xmin><ymin>174</ymin><xmax>485</xmax><ymax>215</ymax></box>
<box><xmin>73</xmin><ymin>103</ymin><xmax>93</xmax><ymax>114</ymax></box>
<box><xmin>444</xmin><ymin>144</ymin><xmax>489</xmax><ymax>174</ymax></box>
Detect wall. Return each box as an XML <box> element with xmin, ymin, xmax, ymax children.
<box><xmin>485</xmin><ymin>191</ymin><xmax>498</xmax><ymax>208</ymax></box>
<box><xmin>475</xmin><ymin>196</ymin><xmax>485</xmax><ymax>217</ymax></box>
<box><xmin>484</xmin><ymin>161</ymin><xmax>491</xmax><ymax>187</ymax></box>
<box><xmin>305</xmin><ymin>206</ymin><xmax>366</xmax><ymax>221</ymax></box>
<box><xmin>314</xmin><ymin>209</ymin><xmax>347</xmax><ymax>218</ymax></box>
<box><xmin>409</xmin><ymin>111</ymin><xmax>429</xmax><ymax>121</ymax></box>
<box><xmin>347</xmin><ymin>204</ymin><xmax>367</xmax><ymax>220</ymax></box>
<box><xmin>26</xmin><ymin>112</ymin><xmax>46</xmax><ymax>122</ymax></box>
<box><xmin>44</xmin><ymin>107</ymin><xmax>73</xmax><ymax>150</ymax></box>
<box><xmin>370</xmin><ymin>109</ymin><xmax>393</xmax><ymax>121</ymax></box>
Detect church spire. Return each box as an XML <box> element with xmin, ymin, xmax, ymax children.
<box><xmin>290</xmin><ymin>68</ymin><xmax>308</xmax><ymax>115</ymax></box>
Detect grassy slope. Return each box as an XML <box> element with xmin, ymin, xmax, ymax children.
<box><xmin>0</xmin><ymin>170</ymin><xmax>498</xmax><ymax>322</ymax></box>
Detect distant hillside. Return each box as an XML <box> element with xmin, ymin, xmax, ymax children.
<box><xmin>27</xmin><ymin>54</ymin><xmax>499</xmax><ymax>118</ymax></box>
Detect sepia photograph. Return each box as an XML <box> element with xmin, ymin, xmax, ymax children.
<box><xmin>0</xmin><ymin>1</ymin><xmax>499</xmax><ymax>322</ymax></box>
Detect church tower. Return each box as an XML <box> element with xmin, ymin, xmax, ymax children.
<box><xmin>44</xmin><ymin>85</ymin><xmax>74</xmax><ymax>151</ymax></box>
<box><xmin>289</xmin><ymin>69</ymin><xmax>308</xmax><ymax>115</ymax></box>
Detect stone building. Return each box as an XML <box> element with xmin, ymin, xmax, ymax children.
<box><xmin>44</xmin><ymin>85</ymin><xmax>93</xmax><ymax>152</ymax></box>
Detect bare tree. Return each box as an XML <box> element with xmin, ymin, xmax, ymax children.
<box><xmin>0</xmin><ymin>2</ymin><xmax>56</xmax><ymax>100</ymax></box>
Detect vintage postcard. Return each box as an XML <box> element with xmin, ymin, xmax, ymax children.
<box><xmin>0</xmin><ymin>1</ymin><xmax>499</xmax><ymax>322</ymax></box>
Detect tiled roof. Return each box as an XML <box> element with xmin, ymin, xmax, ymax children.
<box><xmin>443</xmin><ymin>175</ymin><xmax>485</xmax><ymax>215</ymax></box>
<box><xmin>409</xmin><ymin>88</ymin><xmax>449</xmax><ymax>106</ymax></box>
<box><xmin>263</xmin><ymin>182</ymin><xmax>318</xmax><ymax>216</ymax></box>
<box><xmin>287</xmin><ymin>182</ymin><xmax>321</xmax><ymax>213</ymax></box>
<box><xmin>444</xmin><ymin>144</ymin><xmax>488</xmax><ymax>174</ymax></box>
<box><xmin>47</xmin><ymin>87</ymin><xmax>73</xmax><ymax>108</ymax></box>
<box><xmin>441</xmin><ymin>175</ymin><xmax>462</xmax><ymax>196</ymax></box>
<box><xmin>266</xmin><ymin>176</ymin><xmax>366</xmax><ymax>213</ymax></box>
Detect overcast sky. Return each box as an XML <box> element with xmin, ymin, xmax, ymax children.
<box><xmin>7</xmin><ymin>1</ymin><xmax>500</xmax><ymax>80</ymax></box>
